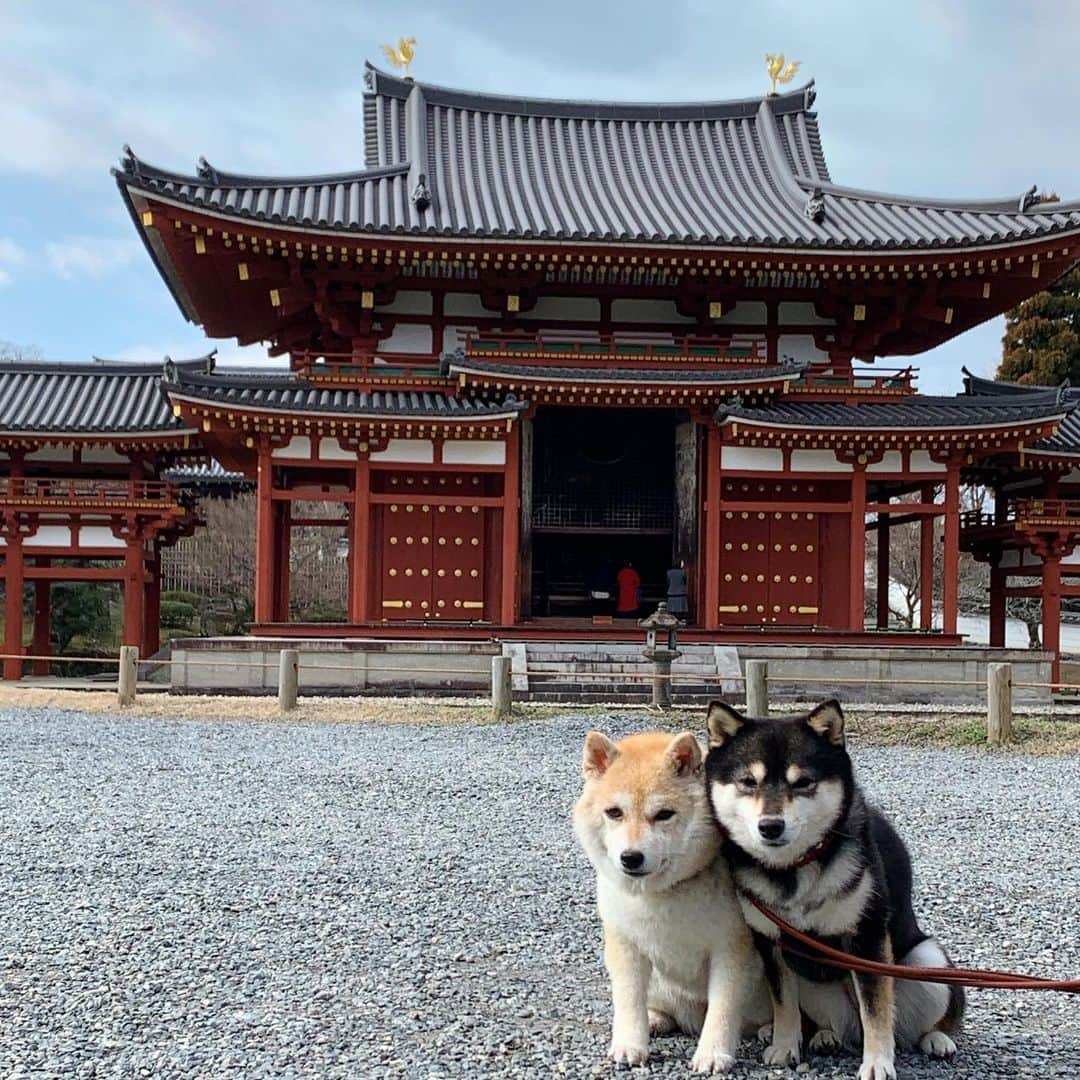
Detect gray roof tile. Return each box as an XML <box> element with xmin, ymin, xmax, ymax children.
<box><xmin>114</xmin><ymin>65</ymin><xmax>1080</xmax><ymax>251</ymax></box>
<box><xmin>446</xmin><ymin>356</ymin><xmax>806</xmax><ymax>385</ymax></box>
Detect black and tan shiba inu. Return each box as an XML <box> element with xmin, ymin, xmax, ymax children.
<box><xmin>704</xmin><ymin>700</ymin><xmax>964</xmax><ymax>1080</ymax></box>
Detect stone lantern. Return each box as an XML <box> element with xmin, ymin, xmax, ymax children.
<box><xmin>639</xmin><ymin>601</ymin><xmax>684</xmax><ymax>709</ymax></box>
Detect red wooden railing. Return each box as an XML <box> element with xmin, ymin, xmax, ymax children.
<box><xmin>0</xmin><ymin>478</ymin><xmax>181</xmax><ymax>505</ymax></box>
<box><xmin>799</xmin><ymin>367</ymin><xmax>916</xmax><ymax>393</ymax></box>
<box><xmin>292</xmin><ymin>349</ymin><xmax>442</xmax><ymax>378</ymax></box>
<box><xmin>962</xmin><ymin>500</ymin><xmax>1080</xmax><ymax>532</ymax></box>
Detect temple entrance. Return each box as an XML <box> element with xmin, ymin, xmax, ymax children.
<box><xmin>528</xmin><ymin>407</ymin><xmax>682</xmax><ymax>621</ymax></box>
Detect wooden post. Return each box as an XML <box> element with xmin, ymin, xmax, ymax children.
<box><xmin>500</xmin><ymin>424</ymin><xmax>521</xmax><ymax>626</ymax></box>
<box><xmin>1042</xmin><ymin>552</ymin><xmax>1062</xmax><ymax>686</ymax></box>
<box><xmin>875</xmin><ymin>512</ymin><xmax>890</xmax><ymax>629</ymax></box>
<box><xmin>849</xmin><ymin>465</ymin><xmax>867</xmax><ymax>630</ymax></box>
<box><xmin>986</xmin><ymin>661</ymin><xmax>1012</xmax><ymax>745</ymax></box>
<box><xmin>278</xmin><ymin>649</ymin><xmax>299</xmax><ymax>712</ymax></box>
<box><xmin>143</xmin><ymin>541</ymin><xmax>161</xmax><ymax>658</ymax></box>
<box><xmin>491</xmin><ymin>655</ymin><xmax>512</xmax><ymax>720</ymax></box>
<box><xmin>703</xmin><ymin>425</ymin><xmax>723</xmax><ymax>630</ymax></box>
<box><xmin>745</xmin><ymin>659</ymin><xmax>768</xmax><ymax>717</ymax></box>
<box><xmin>989</xmin><ymin>562</ymin><xmax>1007</xmax><ymax>647</ymax></box>
<box><xmin>274</xmin><ymin>501</ymin><xmax>291</xmax><ymax>622</ymax></box>
<box><xmin>117</xmin><ymin>645</ymin><xmax>139</xmax><ymax>707</ymax></box>
<box><xmin>2</xmin><ymin>534</ymin><xmax>24</xmax><ymax>681</ymax></box>
<box><xmin>122</xmin><ymin>531</ymin><xmax>145</xmax><ymax>648</ymax></box>
<box><xmin>518</xmin><ymin>416</ymin><xmax>534</xmax><ymax>618</ymax></box>
<box><xmin>254</xmin><ymin>438</ymin><xmax>275</xmax><ymax>624</ymax></box>
<box><xmin>919</xmin><ymin>483</ymin><xmax>935</xmax><ymax>631</ymax></box>
<box><xmin>350</xmin><ymin>456</ymin><xmax>371</xmax><ymax>622</ymax></box>
<box><xmin>942</xmin><ymin>461</ymin><xmax>960</xmax><ymax>636</ymax></box>
<box><xmin>31</xmin><ymin>575</ymin><xmax>51</xmax><ymax>676</ymax></box>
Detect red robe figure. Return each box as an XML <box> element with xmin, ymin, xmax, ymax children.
<box><xmin>616</xmin><ymin>562</ymin><xmax>641</xmax><ymax>618</ymax></box>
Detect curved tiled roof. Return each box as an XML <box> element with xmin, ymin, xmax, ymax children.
<box><xmin>0</xmin><ymin>357</ymin><xmax>209</xmax><ymax>435</ymax></box>
<box><xmin>114</xmin><ymin>65</ymin><xmax>1080</xmax><ymax>251</ymax></box>
<box><xmin>963</xmin><ymin>369</ymin><xmax>1080</xmax><ymax>454</ymax></box>
<box><xmin>164</xmin><ymin>368</ymin><xmax>528</xmax><ymax>421</ymax></box>
<box><xmin>717</xmin><ymin>393</ymin><xmax>1071</xmax><ymax>431</ymax></box>
<box><xmin>445</xmin><ymin>356</ymin><xmax>807</xmax><ymax>386</ymax></box>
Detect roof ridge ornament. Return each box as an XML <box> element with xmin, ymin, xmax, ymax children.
<box><xmin>410</xmin><ymin>172</ymin><xmax>432</xmax><ymax>213</ymax></box>
<box><xmin>804</xmin><ymin>186</ymin><xmax>826</xmax><ymax>223</ymax></box>
<box><xmin>382</xmin><ymin>36</ymin><xmax>417</xmax><ymax>80</ymax></box>
<box><xmin>765</xmin><ymin>52</ymin><xmax>801</xmax><ymax>96</ymax></box>
<box><xmin>197</xmin><ymin>157</ymin><xmax>218</xmax><ymax>184</ymax></box>
<box><xmin>120</xmin><ymin>145</ymin><xmax>140</xmax><ymax>177</ymax></box>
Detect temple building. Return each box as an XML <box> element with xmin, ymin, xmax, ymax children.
<box><xmin>5</xmin><ymin>64</ymin><xmax>1080</xmax><ymax>684</ymax></box>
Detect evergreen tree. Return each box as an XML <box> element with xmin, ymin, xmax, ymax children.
<box><xmin>998</xmin><ymin>266</ymin><xmax>1080</xmax><ymax>385</ymax></box>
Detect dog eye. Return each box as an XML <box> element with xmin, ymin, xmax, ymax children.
<box><xmin>791</xmin><ymin>776</ymin><xmax>816</xmax><ymax>790</ymax></box>
<box><xmin>604</xmin><ymin>807</ymin><xmax>623</xmax><ymax>820</ymax></box>
<box><xmin>736</xmin><ymin>776</ymin><xmax>758</xmax><ymax>790</ymax></box>
<box><xmin>653</xmin><ymin>809</ymin><xmax>676</xmax><ymax>822</ymax></box>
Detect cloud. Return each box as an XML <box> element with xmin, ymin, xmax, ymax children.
<box><xmin>44</xmin><ymin>235</ymin><xmax>139</xmax><ymax>280</ymax></box>
<box><xmin>0</xmin><ymin>237</ymin><xmax>29</xmax><ymax>287</ymax></box>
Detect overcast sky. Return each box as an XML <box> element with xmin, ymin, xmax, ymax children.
<box><xmin>2</xmin><ymin>0</ymin><xmax>1078</xmax><ymax>392</ymax></box>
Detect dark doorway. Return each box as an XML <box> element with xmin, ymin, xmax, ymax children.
<box><xmin>529</xmin><ymin>407</ymin><xmax>677</xmax><ymax>619</ymax></box>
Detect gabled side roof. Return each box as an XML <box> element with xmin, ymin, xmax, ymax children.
<box><xmin>0</xmin><ymin>356</ymin><xmax>211</xmax><ymax>436</ymax></box>
<box><xmin>114</xmin><ymin>66</ymin><xmax>1080</xmax><ymax>251</ymax></box>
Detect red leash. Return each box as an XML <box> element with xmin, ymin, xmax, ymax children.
<box><xmin>744</xmin><ymin>894</ymin><xmax>1080</xmax><ymax>993</ymax></box>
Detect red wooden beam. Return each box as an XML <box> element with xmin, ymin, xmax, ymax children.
<box><xmin>848</xmin><ymin>466</ymin><xmax>867</xmax><ymax>630</ymax></box>
<box><xmin>3</xmin><ymin>536</ymin><xmax>24</xmax><ymax>680</ymax></box>
<box><xmin>254</xmin><ymin>439</ymin><xmax>276</xmax><ymax>624</ymax></box>
<box><xmin>350</xmin><ymin>457</ymin><xmax>371</xmax><ymax>622</ymax></box>
<box><xmin>941</xmin><ymin>463</ymin><xmax>960</xmax><ymax>636</ymax></box>
<box><xmin>500</xmin><ymin>424</ymin><xmax>521</xmax><ymax>625</ymax></box>
<box><xmin>703</xmin><ymin>426</ymin><xmax>723</xmax><ymax>631</ymax></box>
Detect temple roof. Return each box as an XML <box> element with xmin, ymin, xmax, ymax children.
<box><xmin>963</xmin><ymin>368</ymin><xmax>1080</xmax><ymax>455</ymax></box>
<box><xmin>444</xmin><ymin>355</ymin><xmax>806</xmax><ymax>387</ymax></box>
<box><xmin>0</xmin><ymin>356</ymin><xmax>209</xmax><ymax>436</ymax></box>
<box><xmin>114</xmin><ymin>65</ymin><xmax>1080</xmax><ymax>251</ymax></box>
<box><xmin>717</xmin><ymin>392</ymin><xmax>1072</xmax><ymax>431</ymax></box>
<box><xmin>163</xmin><ymin>367</ymin><xmax>528</xmax><ymax>422</ymax></box>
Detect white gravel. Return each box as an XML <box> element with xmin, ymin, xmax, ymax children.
<box><xmin>0</xmin><ymin>708</ymin><xmax>1077</xmax><ymax>1079</ymax></box>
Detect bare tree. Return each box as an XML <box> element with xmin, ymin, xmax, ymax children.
<box><xmin>0</xmin><ymin>341</ymin><xmax>44</xmax><ymax>362</ymax></box>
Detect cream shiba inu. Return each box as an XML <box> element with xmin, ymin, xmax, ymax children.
<box><xmin>573</xmin><ymin>729</ymin><xmax>763</xmax><ymax>1073</ymax></box>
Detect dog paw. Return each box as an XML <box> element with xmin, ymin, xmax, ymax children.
<box><xmin>649</xmin><ymin>1008</ymin><xmax>678</xmax><ymax>1036</ymax></box>
<box><xmin>919</xmin><ymin>1030</ymin><xmax>957</xmax><ymax>1058</ymax></box>
<box><xmin>809</xmin><ymin>1028</ymin><xmax>842</xmax><ymax>1054</ymax></box>
<box><xmin>857</xmin><ymin>1055</ymin><xmax>897</xmax><ymax>1080</ymax></box>
<box><xmin>690</xmin><ymin>1044</ymin><xmax>737</xmax><ymax>1074</ymax></box>
<box><xmin>762</xmin><ymin>1041</ymin><xmax>800</xmax><ymax>1067</ymax></box>
<box><xmin>756</xmin><ymin>1023</ymin><xmax>773</xmax><ymax>1045</ymax></box>
<box><xmin>608</xmin><ymin>1039</ymin><xmax>649</xmax><ymax>1067</ymax></box>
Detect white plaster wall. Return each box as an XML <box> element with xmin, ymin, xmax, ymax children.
<box><xmin>716</xmin><ymin>301</ymin><xmax>767</xmax><ymax>325</ymax></box>
<box><xmin>375</xmin><ymin>290</ymin><xmax>433</xmax><ymax>315</ymax></box>
<box><xmin>442</xmin><ymin>440</ymin><xmax>506</xmax><ymax>465</ymax></box>
<box><xmin>371</xmin><ymin>438</ymin><xmax>434</xmax><ymax>464</ymax></box>
<box><xmin>442</xmin><ymin>325</ymin><xmax>475</xmax><ymax>353</ymax></box>
<box><xmin>78</xmin><ymin>525</ymin><xmax>125</xmax><ymax>549</ymax></box>
<box><xmin>791</xmin><ymin>450</ymin><xmax>853</xmax><ymax>473</ymax></box>
<box><xmin>720</xmin><ymin>446</ymin><xmax>783</xmax><ymax>471</ymax></box>
<box><xmin>612</xmin><ymin>299</ymin><xmax>695</xmax><ymax>324</ymax></box>
<box><xmin>778</xmin><ymin>334</ymin><xmax>831</xmax><ymax>366</ymax></box>
<box><xmin>909</xmin><ymin>451</ymin><xmax>947</xmax><ymax>473</ymax></box>
<box><xmin>518</xmin><ymin>296</ymin><xmax>600</xmax><ymax>322</ymax></box>
<box><xmin>867</xmin><ymin>451</ymin><xmax>904</xmax><ymax>473</ymax></box>
<box><xmin>779</xmin><ymin>301</ymin><xmax>835</xmax><ymax>325</ymax></box>
<box><xmin>26</xmin><ymin>447</ymin><xmax>74</xmax><ymax>463</ymax></box>
<box><xmin>272</xmin><ymin>436</ymin><xmax>312</xmax><ymax>460</ymax></box>
<box><xmin>378</xmin><ymin>323</ymin><xmax>433</xmax><ymax>354</ymax></box>
<box><xmin>318</xmin><ymin>437</ymin><xmax>357</xmax><ymax>462</ymax></box>
<box><xmin>25</xmin><ymin>525</ymin><xmax>72</xmax><ymax>547</ymax></box>
<box><xmin>82</xmin><ymin>446</ymin><xmax>129</xmax><ymax>464</ymax></box>
<box><xmin>445</xmin><ymin>293</ymin><xmax>494</xmax><ymax>317</ymax></box>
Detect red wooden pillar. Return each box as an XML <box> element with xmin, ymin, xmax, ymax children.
<box><xmin>989</xmin><ymin>561</ymin><xmax>1007</xmax><ymax>648</ymax></box>
<box><xmin>703</xmin><ymin>425</ymin><xmax>723</xmax><ymax>631</ymax></box>
<box><xmin>254</xmin><ymin>438</ymin><xmax>276</xmax><ymax>624</ymax></box>
<box><xmin>875</xmin><ymin>512</ymin><xmax>890</xmax><ymax>629</ymax></box>
<box><xmin>143</xmin><ymin>540</ymin><xmax>161</xmax><ymax>658</ymax></box>
<box><xmin>848</xmin><ymin>465</ymin><xmax>867</xmax><ymax>631</ymax></box>
<box><xmin>500</xmin><ymin>424</ymin><xmax>521</xmax><ymax>626</ymax></box>
<box><xmin>941</xmin><ymin>462</ymin><xmax>960</xmax><ymax>636</ymax></box>
<box><xmin>1042</xmin><ymin>551</ymin><xmax>1062</xmax><ymax>686</ymax></box>
<box><xmin>919</xmin><ymin>483</ymin><xmax>935</xmax><ymax>631</ymax></box>
<box><xmin>274</xmin><ymin>501</ymin><xmax>291</xmax><ymax>622</ymax></box>
<box><xmin>3</xmin><ymin>534</ymin><xmax>25</xmax><ymax>680</ymax></box>
<box><xmin>31</xmin><ymin>573</ymin><xmax>51</xmax><ymax>676</ymax></box>
<box><xmin>122</xmin><ymin>531</ymin><xmax>145</xmax><ymax>649</ymax></box>
<box><xmin>350</xmin><ymin>456</ymin><xmax>371</xmax><ymax>623</ymax></box>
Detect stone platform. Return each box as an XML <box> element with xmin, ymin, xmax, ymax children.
<box><xmin>168</xmin><ymin>637</ymin><xmax>1053</xmax><ymax>705</ymax></box>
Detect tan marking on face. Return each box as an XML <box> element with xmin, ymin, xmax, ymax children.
<box><xmin>749</xmin><ymin>762</ymin><xmax>766</xmax><ymax>784</ymax></box>
<box><xmin>785</xmin><ymin>765</ymin><xmax>804</xmax><ymax>785</ymax></box>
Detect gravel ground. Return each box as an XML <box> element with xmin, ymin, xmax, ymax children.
<box><xmin>0</xmin><ymin>708</ymin><xmax>1077</xmax><ymax>1080</ymax></box>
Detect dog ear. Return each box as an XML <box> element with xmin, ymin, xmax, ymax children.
<box><xmin>666</xmin><ymin>731</ymin><xmax>703</xmax><ymax>777</ymax></box>
<box><xmin>806</xmin><ymin>699</ymin><xmax>845</xmax><ymax>746</ymax></box>
<box><xmin>706</xmin><ymin>701</ymin><xmax>745</xmax><ymax>748</ymax></box>
<box><xmin>582</xmin><ymin>731</ymin><xmax>619</xmax><ymax>778</ymax></box>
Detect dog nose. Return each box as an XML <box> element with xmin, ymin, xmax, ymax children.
<box><xmin>620</xmin><ymin>850</ymin><xmax>645</xmax><ymax>870</ymax></box>
<box><xmin>758</xmin><ymin>817</ymin><xmax>786</xmax><ymax>841</ymax></box>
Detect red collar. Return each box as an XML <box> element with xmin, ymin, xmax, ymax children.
<box><xmin>789</xmin><ymin>836</ymin><xmax>835</xmax><ymax>869</ymax></box>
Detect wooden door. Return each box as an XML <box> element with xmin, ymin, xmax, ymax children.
<box><xmin>432</xmin><ymin>503</ymin><xmax>485</xmax><ymax>620</ymax></box>
<box><xmin>379</xmin><ymin>501</ymin><xmax>434</xmax><ymax>620</ymax></box>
